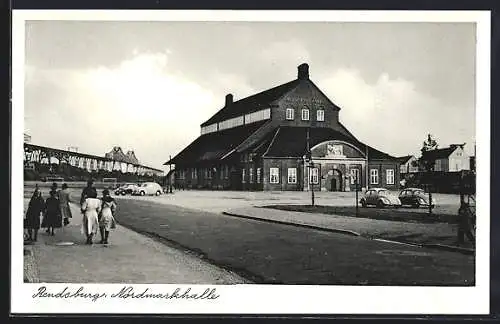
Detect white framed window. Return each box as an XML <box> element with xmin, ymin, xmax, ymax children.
<box><xmin>225</xmin><ymin>165</ymin><xmax>229</xmax><ymax>179</ymax></box>
<box><xmin>287</xmin><ymin>168</ymin><xmax>297</xmax><ymax>184</ymax></box>
<box><xmin>350</xmin><ymin>168</ymin><xmax>360</xmax><ymax>185</ymax></box>
<box><xmin>270</xmin><ymin>167</ymin><xmax>279</xmax><ymax>184</ymax></box>
<box><xmin>435</xmin><ymin>159</ymin><xmax>442</xmax><ymax>171</ymax></box>
<box><xmin>370</xmin><ymin>169</ymin><xmax>379</xmax><ymax>185</ymax></box>
<box><xmin>301</xmin><ymin>108</ymin><xmax>310</xmax><ymax>121</ymax></box>
<box><xmin>286</xmin><ymin>108</ymin><xmax>294</xmax><ymax>120</ymax></box>
<box><xmin>386</xmin><ymin>169</ymin><xmax>395</xmax><ymax>185</ymax></box>
<box><xmin>220</xmin><ymin>167</ymin><xmax>224</xmax><ymax>180</ymax></box>
<box><xmin>242</xmin><ymin>168</ymin><xmax>246</xmax><ymax>183</ymax></box>
<box><xmin>178</xmin><ymin>169</ymin><xmax>185</xmax><ymax>179</ymax></box>
<box><xmin>310</xmin><ymin>167</ymin><xmax>319</xmax><ymax>184</ymax></box>
<box><xmin>257</xmin><ymin>168</ymin><xmax>261</xmax><ymax>184</ymax></box>
<box><xmin>191</xmin><ymin>168</ymin><xmax>197</xmax><ymax>179</ymax></box>
<box><xmin>316</xmin><ymin>109</ymin><xmax>325</xmax><ymax>121</ymax></box>
<box><xmin>249</xmin><ymin>167</ymin><xmax>254</xmax><ymax>183</ymax></box>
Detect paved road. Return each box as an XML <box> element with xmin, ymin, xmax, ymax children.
<box><xmin>23</xmin><ymin>200</ymin><xmax>247</xmax><ymax>284</ymax></box>
<box><xmin>114</xmin><ymin>198</ymin><xmax>475</xmax><ymax>286</ymax></box>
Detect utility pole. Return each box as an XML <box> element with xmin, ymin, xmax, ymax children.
<box><xmin>306</xmin><ymin>127</ymin><xmax>315</xmax><ymax>207</ymax></box>
<box><xmin>169</xmin><ymin>155</ymin><xmax>173</xmax><ymax>193</ymax></box>
<box><xmin>355</xmin><ymin>171</ymin><xmax>359</xmax><ymax>216</ymax></box>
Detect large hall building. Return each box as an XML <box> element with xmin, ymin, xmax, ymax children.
<box><xmin>167</xmin><ymin>63</ymin><xmax>400</xmax><ymax>191</ymax></box>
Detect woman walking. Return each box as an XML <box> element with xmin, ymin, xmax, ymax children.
<box><xmin>25</xmin><ymin>189</ymin><xmax>45</xmax><ymax>242</ymax></box>
<box><xmin>99</xmin><ymin>189</ymin><xmax>117</xmax><ymax>244</ymax></box>
<box><xmin>59</xmin><ymin>183</ymin><xmax>72</xmax><ymax>226</ymax></box>
<box><xmin>81</xmin><ymin>188</ymin><xmax>101</xmax><ymax>244</ymax></box>
<box><xmin>42</xmin><ymin>190</ymin><xmax>62</xmax><ymax>236</ymax></box>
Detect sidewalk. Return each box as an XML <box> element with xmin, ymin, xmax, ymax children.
<box><xmin>223</xmin><ymin>207</ymin><xmax>475</xmax><ymax>253</ymax></box>
<box><xmin>23</xmin><ymin>201</ymin><xmax>247</xmax><ymax>284</ymax></box>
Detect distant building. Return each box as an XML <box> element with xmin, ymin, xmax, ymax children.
<box><xmin>24</xmin><ymin>133</ymin><xmax>31</xmax><ymax>143</ymax></box>
<box><xmin>168</xmin><ymin>63</ymin><xmax>400</xmax><ymax>191</ymax></box>
<box><xmin>397</xmin><ymin>155</ymin><xmax>419</xmax><ymax>176</ymax></box>
<box><xmin>422</xmin><ymin>144</ymin><xmax>470</xmax><ymax>172</ymax></box>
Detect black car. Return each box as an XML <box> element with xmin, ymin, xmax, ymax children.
<box><xmin>398</xmin><ymin>188</ymin><xmax>435</xmax><ymax>208</ymax></box>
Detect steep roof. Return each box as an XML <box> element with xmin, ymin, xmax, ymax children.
<box><xmin>396</xmin><ymin>155</ymin><xmax>415</xmax><ymax>164</ymax></box>
<box><xmin>200</xmin><ymin>79</ymin><xmax>300</xmax><ymax>127</ymax></box>
<box><xmin>422</xmin><ymin>146</ymin><xmax>458</xmax><ymax>160</ymax></box>
<box><xmin>167</xmin><ymin>121</ymin><xmax>268</xmax><ymax>165</ymax></box>
<box><xmin>263</xmin><ymin>126</ymin><xmax>397</xmax><ymax>160</ymax></box>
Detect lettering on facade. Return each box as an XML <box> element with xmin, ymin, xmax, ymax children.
<box><xmin>283</xmin><ymin>96</ymin><xmax>326</xmax><ymax>108</ymax></box>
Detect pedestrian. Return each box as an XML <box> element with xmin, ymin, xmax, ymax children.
<box><xmin>42</xmin><ymin>190</ymin><xmax>62</xmax><ymax>236</ymax></box>
<box><xmin>80</xmin><ymin>188</ymin><xmax>101</xmax><ymax>244</ymax></box>
<box><xmin>80</xmin><ymin>179</ymin><xmax>96</xmax><ymax>206</ymax></box>
<box><xmin>99</xmin><ymin>189</ymin><xmax>117</xmax><ymax>244</ymax></box>
<box><xmin>59</xmin><ymin>183</ymin><xmax>72</xmax><ymax>226</ymax></box>
<box><xmin>25</xmin><ymin>188</ymin><xmax>45</xmax><ymax>242</ymax></box>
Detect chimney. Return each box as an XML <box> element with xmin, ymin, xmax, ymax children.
<box><xmin>298</xmin><ymin>63</ymin><xmax>309</xmax><ymax>80</ymax></box>
<box><xmin>225</xmin><ymin>93</ymin><xmax>233</xmax><ymax>107</ymax></box>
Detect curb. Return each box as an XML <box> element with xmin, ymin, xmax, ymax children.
<box><xmin>222</xmin><ymin>212</ymin><xmax>476</xmax><ymax>256</ymax></box>
<box><xmin>222</xmin><ymin>212</ymin><xmax>360</xmax><ymax>237</ymax></box>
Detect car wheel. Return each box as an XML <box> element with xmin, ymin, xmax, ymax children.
<box><xmin>413</xmin><ymin>201</ymin><xmax>420</xmax><ymax>208</ymax></box>
<box><xmin>377</xmin><ymin>200</ymin><xmax>385</xmax><ymax>208</ymax></box>
<box><xmin>140</xmin><ymin>191</ymin><xmax>145</xmax><ymax>196</ymax></box>
<box><xmin>121</xmin><ymin>192</ymin><xmax>126</xmax><ymax>196</ymax></box>
<box><xmin>156</xmin><ymin>190</ymin><xmax>161</xmax><ymax>196</ymax></box>
<box><xmin>360</xmin><ymin>199</ymin><xmax>367</xmax><ymax>208</ymax></box>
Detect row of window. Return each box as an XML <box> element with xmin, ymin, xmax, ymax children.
<box><xmin>369</xmin><ymin>169</ymin><xmax>395</xmax><ymax>185</ymax></box>
<box><xmin>286</xmin><ymin>108</ymin><xmax>324</xmax><ymax>122</ymax></box>
<box><xmin>242</xmin><ymin>167</ymin><xmax>262</xmax><ymax>184</ymax></box>
<box><xmin>268</xmin><ymin>167</ymin><xmax>318</xmax><ymax>184</ymax></box>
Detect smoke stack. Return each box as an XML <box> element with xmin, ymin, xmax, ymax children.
<box><xmin>225</xmin><ymin>94</ymin><xmax>233</xmax><ymax>107</ymax></box>
<box><xmin>298</xmin><ymin>63</ymin><xmax>309</xmax><ymax>80</ymax></box>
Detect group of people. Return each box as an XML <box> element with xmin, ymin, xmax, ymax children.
<box><xmin>24</xmin><ymin>180</ymin><xmax>118</xmax><ymax>245</ymax></box>
<box><xmin>24</xmin><ymin>182</ymin><xmax>72</xmax><ymax>242</ymax></box>
<box><xmin>79</xmin><ymin>180</ymin><xmax>117</xmax><ymax>245</ymax></box>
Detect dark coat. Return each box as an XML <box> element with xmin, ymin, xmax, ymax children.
<box><xmin>25</xmin><ymin>196</ymin><xmax>45</xmax><ymax>230</ymax></box>
<box><xmin>42</xmin><ymin>196</ymin><xmax>62</xmax><ymax>228</ymax></box>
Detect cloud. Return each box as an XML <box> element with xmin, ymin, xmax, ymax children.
<box><xmin>25</xmin><ymin>51</ymin><xmax>220</xmax><ymax>168</ymax></box>
<box><xmin>317</xmin><ymin>69</ymin><xmax>475</xmax><ymax>156</ymax></box>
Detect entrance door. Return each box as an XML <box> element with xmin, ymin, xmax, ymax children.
<box><xmin>330</xmin><ymin>178</ymin><xmax>337</xmax><ymax>192</ymax></box>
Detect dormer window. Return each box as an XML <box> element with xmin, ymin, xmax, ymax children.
<box><xmin>301</xmin><ymin>108</ymin><xmax>310</xmax><ymax>121</ymax></box>
<box><xmin>286</xmin><ymin>108</ymin><xmax>295</xmax><ymax>120</ymax></box>
<box><xmin>317</xmin><ymin>109</ymin><xmax>325</xmax><ymax>121</ymax></box>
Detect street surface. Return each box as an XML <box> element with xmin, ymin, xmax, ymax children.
<box><xmin>114</xmin><ymin>198</ymin><xmax>474</xmax><ymax>286</ymax></box>
<box><xmin>23</xmin><ymin>199</ymin><xmax>247</xmax><ymax>284</ymax></box>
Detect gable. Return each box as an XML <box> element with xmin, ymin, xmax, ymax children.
<box><xmin>277</xmin><ymin>79</ymin><xmax>340</xmax><ymax>113</ymax></box>
<box><xmin>311</xmin><ymin>141</ymin><xmax>365</xmax><ymax>159</ymax></box>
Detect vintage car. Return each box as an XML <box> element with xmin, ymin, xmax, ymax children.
<box><xmin>360</xmin><ymin>188</ymin><xmax>402</xmax><ymax>208</ymax></box>
<box><xmin>114</xmin><ymin>183</ymin><xmax>140</xmax><ymax>196</ymax></box>
<box><xmin>132</xmin><ymin>182</ymin><xmax>163</xmax><ymax>196</ymax></box>
<box><xmin>398</xmin><ymin>188</ymin><xmax>435</xmax><ymax>208</ymax></box>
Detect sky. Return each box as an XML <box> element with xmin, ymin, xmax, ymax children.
<box><xmin>24</xmin><ymin>20</ymin><xmax>476</xmax><ymax>170</ymax></box>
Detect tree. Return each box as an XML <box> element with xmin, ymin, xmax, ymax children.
<box><xmin>418</xmin><ymin>134</ymin><xmax>438</xmax><ymax>215</ymax></box>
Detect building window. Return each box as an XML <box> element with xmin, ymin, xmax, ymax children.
<box><xmin>286</xmin><ymin>108</ymin><xmax>294</xmax><ymax>120</ymax></box>
<box><xmin>317</xmin><ymin>109</ymin><xmax>325</xmax><ymax>121</ymax></box>
<box><xmin>370</xmin><ymin>169</ymin><xmax>379</xmax><ymax>185</ymax></box>
<box><xmin>257</xmin><ymin>168</ymin><xmax>261</xmax><ymax>183</ymax></box>
<box><xmin>242</xmin><ymin>168</ymin><xmax>246</xmax><ymax>183</ymax></box>
<box><xmin>179</xmin><ymin>169</ymin><xmax>185</xmax><ymax>179</ymax></box>
<box><xmin>225</xmin><ymin>165</ymin><xmax>229</xmax><ymax>179</ymax></box>
<box><xmin>220</xmin><ymin>166</ymin><xmax>224</xmax><ymax>180</ymax></box>
<box><xmin>191</xmin><ymin>168</ymin><xmax>197</xmax><ymax>179</ymax></box>
<box><xmin>301</xmin><ymin>108</ymin><xmax>310</xmax><ymax>121</ymax></box>
<box><xmin>288</xmin><ymin>168</ymin><xmax>297</xmax><ymax>184</ymax></box>
<box><xmin>310</xmin><ymin>167</ymin><xmax>319</xmax><ymax>184</ymax></box>
<box><xmin>270</xmin><ymin>167</ymin><xmax>279</xmax><ymax>184</ymax></box>
<box><xmin>249</xmin><ymin>167</ymin><xmax>254</xmax><ymax>183</ymax></box>
<box><xmin>350</xmin><ymin>168</ymin><xmax>360</xmax><ymax>185</ymax></box>
<box><xmin>386</xmin><ymin>169</ymin><xmax>395</xmax><ymax>185</ymax></box>
<box><xmin>435</xmin><ymin>159</ymin><xmax>442</xmax><ymax>171</ymax></box>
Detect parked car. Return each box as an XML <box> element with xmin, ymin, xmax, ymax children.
<box><xmin>398</xmin><ymin>188</ymin><xmax>435</xmax><ymax>208</ymax></box>
<box><xmin>133</xmin><ymin>182</ymin><xmax>163</xmax><ymax>196</ymax></box>
<box><xmin>360</xmin><ymin>188</ymin><xmax>402</xmax><ymax>208</ymax></box>
<box><xmin>114</xmin><ymin>183</ymin><xmax>140</xmax><ymax>196</ymax></box>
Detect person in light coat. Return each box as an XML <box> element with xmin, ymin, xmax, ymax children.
<box><xmin>99</xmin><ymin>189</ymin><xmax>117</xmax><ymax>244</ymax></box>
<box><xmin>80</xmin><ymin>188</ymin><xmax>101</xmax><ymax>244</ymax></box>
